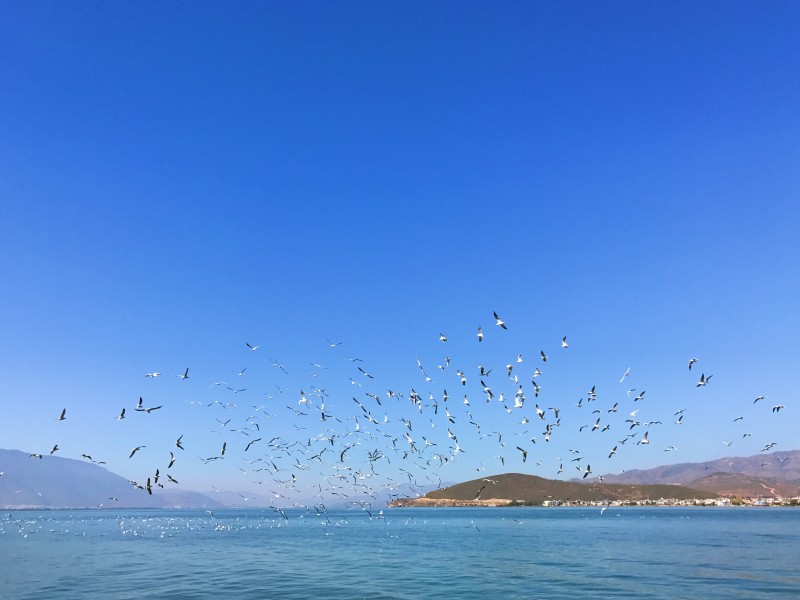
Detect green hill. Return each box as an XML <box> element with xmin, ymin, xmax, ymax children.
<box><xmin>389</xmin><ymin>472</ymin><xmax>717</xmax><ymax>506</ymax></box>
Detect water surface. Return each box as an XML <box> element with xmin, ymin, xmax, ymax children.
<box><xmin>1</xmin><ymin>507</ymin><xmax>797</xmax><ymax>599</ymax></box>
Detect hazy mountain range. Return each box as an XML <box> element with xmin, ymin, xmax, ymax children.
<box><xmin>0</xmin><ymin>448</ymin><xmax>434</xmax><ymax>509</ymax></box>
<box><xmin>0</xmin><ymin>449</ymin><xmax>225</xmax><ymax>509</ymax></box>
<box><xmin>596</xmin><ymin>449</ymin><xmax>800</xmax><ymax>485</ymax></box>
<box><xmin>2</xmin><ymin>448</ymin><xmax>798</xmax><ymax>509</ymax></box>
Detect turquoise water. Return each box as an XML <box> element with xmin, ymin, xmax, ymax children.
<box><xmin>1</xmin><ymin>507</ymin><xmax>798</xmax><ymax>599</ymax></box>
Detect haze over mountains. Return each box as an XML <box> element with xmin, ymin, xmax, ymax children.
<box><xmin>0</xmin><ymin>449</ymin><xmax>432</xmax><ymax>509</ymax></box>
<box><xmin>3</xmin><ymin>448</ymin><xmax>798</xmax><ymax>509</ymax></box>
<box><xmin>0</xmin><ymin>450</ymin><xmax>224</xmax><ymax>509</ymax></box>
<box><xmin>596</xmin><ymin>450</ymin><xmax>800</xmax><ymax>485</ymax></box>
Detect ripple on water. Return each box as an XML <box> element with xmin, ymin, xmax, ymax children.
<box><xmin>1</xmin><ymin>508</ymin><xmax>798</xmax><ymax>599</ymax></box>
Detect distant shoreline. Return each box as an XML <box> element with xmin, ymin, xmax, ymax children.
<box><xmin>388</xmin><ymin>497</ymin><xmax>800</xmax><ymax>508</ymax></box>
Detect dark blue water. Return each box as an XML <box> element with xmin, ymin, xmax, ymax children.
<box><xmin>1</xmin><ymin>507</ymin><xmax>798</xmax><ymax>599</ymax></box>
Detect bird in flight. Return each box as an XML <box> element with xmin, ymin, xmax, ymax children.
<box><xmin>176</xmin><ymin>435</ymin><xmax>184</xmax><ymax>450</ymax></box>
<box><xmin>696</xmin><ymin>373</ymin><xmax>712</xmax><ymax>387</ymax></box>
<box><xmin>117</xmin><ymin>408</ymin><xmax>126</xmax><ymax>420</ymax></box>
<box><xmin>439</xmin><ymin>333</ymin><xmax>447</xmax><ymax>343</ymax></box>
<box><xmin>179</xmin><ymin>368</ymin><xmax>189</xmax><ymax>380</ymax></box>
<box><xmin>145</xmin><ymin>372</ymin><xmax>161</xmax><ymax>378</ymax></box>
<box><xmin>245</xmin><ymin>438</ymin><xmax>262</xmax><ymax>452</ymax></box>
<box><xmin>688</xmin><ymin>358</ymin><xmax>698</xmax><ymax>370</ymax></box>
<box><xmin>493</xmin><ymin>312</ymin><xmax>507</xmax><ymax>330</ymax></box>
<box><xmin>129</xmin><ymin>446</ymin><xmax>145</xmax><ymax>458</ymax></box>
<box><xmin>561</xmin><ymin>337</ymin><xmax>568</xmax><ymax>348</ymax></box>
<box><xmin>57</xmin><ymin>408</ymin><xmax>66</xmax><ymax>421</ymax></box>
<box><xmin>477</xmin><ymin>326</ymin><xmax>483</xmax><ymax>342</ymax></box>
<box><xmin>245</xmin><ymin>342</ymin><xmax>260</xmax><ymax>351</ymax></box>
<box><xmin>772</xmin><ymin>405</ymin><xmax>786</xmax><ymax>413</ymax></box>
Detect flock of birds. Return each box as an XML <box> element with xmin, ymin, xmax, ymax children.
<box><xmin>17</xmin><ymin>310</ymin><xmax>790</xmax><ymax>510</ymax></box>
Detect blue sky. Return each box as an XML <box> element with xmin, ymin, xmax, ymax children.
<box><xmin>1</xmin><ymin>2</ymin><xmax>798</xmax><ymax>501</ymax></box>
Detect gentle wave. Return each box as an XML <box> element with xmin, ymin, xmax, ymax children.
<box><xmin>2</xmin><ymin>507</ymin><xmax>798</xmax><ymax>599</ymax></box>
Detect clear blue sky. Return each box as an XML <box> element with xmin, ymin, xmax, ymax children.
<box><xmin>1</xmin><ymin>2</ymin><xmax>798</xmax><ymax>501</ymax></box>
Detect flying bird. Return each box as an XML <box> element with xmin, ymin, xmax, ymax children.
<box><xmin>129</xmin><ymin>446</ymin><xmax>145</xmax><ymax>458</ymax></box>
<box><xmin>561</xmin><ymin>337</ymin><xmax>568</xmax><ymax>348</ymax></box>
<box><xmin>688</xmin><ymin>358</ymin><xmax>698</xmax><ymax>370</ymax></box>
<box><xmin>493</xmin><ymin>312</ymin><xmax>507</xmax><ymax>330</ymax></box>
<box><xmin>477</xmin><ymin>326</ymin><xmax>483</xmax><ymax>342</ymax></box>
<box><xmin>245</xmin><ymin>342</ymin><xmax>260</xmax><ymax>351</ymax></box>
<box><xmin>245</xmin><ymin>438</ymin><xmax>262</xmax><ymax>452</ymax></box>
<box><xmin>57</xmin><ymin>409</ymin><xmax>66</xmax><ymax>421</ymax></box>
<box><xmin>696</xmin><ymin>373</ymin><xmax>712</xmax><ymax>387</ymax></box>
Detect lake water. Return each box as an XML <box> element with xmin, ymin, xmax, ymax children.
<box><xmin>1</xmin><ymin>507</ymin><xmax>798</xmax><ymax>599</ymax></box>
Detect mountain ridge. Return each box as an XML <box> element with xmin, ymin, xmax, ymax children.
<box><xmin>596</xmin><ymin>450</ymin><xmax>800</xmax><ymax>485</ymax></box>
<box><xmin>0</xmin><ymin>449</ymin><xmax>223</xmax><ymax>509</ymax></box>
